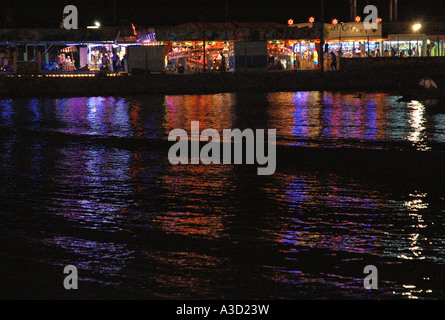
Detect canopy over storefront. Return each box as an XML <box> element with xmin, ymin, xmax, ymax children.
<box><xmin>136</xmin><ymin>22</ymin><xmax>319</xmax><ymax>43</ymax></box>
<box><xmin>0</xmin><ymin>27</ymin><xmax>131</xmax><ymax>45</ymax></box>
<box><xmin>388</xmin><ymin>33</ymin><xmax>427</xmax><ymax>41</ymax></box>
<box><xmin>325</xmin><ymin>22</ymin><xmax>383</xmax><ymax>41</ymax></box>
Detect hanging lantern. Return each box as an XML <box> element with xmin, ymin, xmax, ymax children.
<box><xmin>288</xmin><ymin>19</ymin><xmax>294</xmax><ymax>26</ymax></box>
<box><xmin>332</xmin><ymin>19</ymin><xmax>338</xmax><ymax>25</ymax></box>
<box><xmin>309</xmin><ymin>17</ymin><xmax>315</xmax><ymax>23</ymax></box>
<box><xmin>355</xmin><ymin>16</ymin><xmax>361</xmax><ymax>22</ymax></box>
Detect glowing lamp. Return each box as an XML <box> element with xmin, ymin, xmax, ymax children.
<box><xmin>413</xmin><ymin>23</ymin><xmax>422</xmax><ymax>32</ymax></box>
<box><xmin>309</xmin><ymin>17</ymin><xmax>315</xmax><ymax>23</ymax></box>
<box><xmin>355</xmin><ymin>16</ymin><xmax>361</xmax><ymax>22</ymax></box>
<box><xmin>377</xmin><ymin>18</ymin><xmax>382</xmax><ymax>23</ymax></box>
<box><xmin>332</xmin><ymin>19</ymin><xmax>338</xmax><ymax>25</ymax></box>
<box><xmin>288</xmin><ymin>19</ymin><xmax>294</xmax><ymax>26</ymax></box>
<box><xmin>87</xmin><ymin>21</ymin><xmax>101</xmax><ymax>29</ymax></box>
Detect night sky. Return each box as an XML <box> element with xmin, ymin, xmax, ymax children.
<box><xmin>2</xmin><ymin>0</ymin><xmax>444</xmax><ymax>28</ymax></box>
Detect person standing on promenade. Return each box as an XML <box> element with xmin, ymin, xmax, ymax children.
<box><xmin>376</xmin><ymin>47</ymin><xmax>381</xmax><ymax>57</ymax></box>
<box><xmin>330</xmin><ymin>51</ymin><xmax>337</xmax><ymax>71</ymax></box>
<box><xmin>220</xmin><ymin>54</ymin><xmax>226</xmax><ymax>73</ymax></box>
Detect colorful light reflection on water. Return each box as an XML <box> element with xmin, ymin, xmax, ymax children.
<box><xmin>0</xmin><ymin>92</ymin><xmax>444</xmax><ymax>299</ymax></box>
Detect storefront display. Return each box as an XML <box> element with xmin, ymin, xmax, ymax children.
<box><xmin>165</xmin><ymin>41</ymin><xmax>234</xmax><ymax>73</ymax></box>
<box><xmin>429</xmin><ymin>36</ymin><xmax>445</xmax><ymax>56</ymax></box>
<box><xmin>87</xmin><ymin>44</ymin><xmax>126</xmax><ymax>72</ymax></box>
<box><xmin>268</xmin><ymin>40</ymin><xmax>317</xmax><ymax>70</ymax></box>
<box><xmin>386</xmin><ymin>34</ymin><xmax>427</xmax><ymax>57</ymax></box>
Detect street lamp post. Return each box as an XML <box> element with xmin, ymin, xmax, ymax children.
<box><xmin>339</xmin><ymin>22</ymin><xmax>344</xmax><ymax>70</ymax></box>
<box><xmin>340</xmin><ymin>22</ymin><xmax>343</xmax><ymax>54</ymax></box>
<box><xmin>320</xmin><ymin>0</ymin><xmax>325</xmax><ymax>72</ymax></box>
<box><xmin>413</xmin><ymin>24</ymin><xmax>422</xmax><ymax>57</ymax></box>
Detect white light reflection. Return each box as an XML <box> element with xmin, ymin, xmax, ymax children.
<box><xmin>394</xmin><ymin>284</ymin><xmax>434</xmax><ymax>300</ymax></box>
<box><xmin>398</xmin><ymin>193</ymin><xmax>429</xmax><ymax>262</ymax></box>
<box><xmin>407</xmin><ymin>101</ymin><xmax>430</xmax><ymax>150</ymax></box>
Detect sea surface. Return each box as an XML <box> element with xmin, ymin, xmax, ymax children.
<box><xmin>0</xmin><ymin>91</ymin><xmax>444</xmax><ymax>299</ymax></box>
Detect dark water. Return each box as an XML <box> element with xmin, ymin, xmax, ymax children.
<box><xmin>0</xmin><ymin>92</ymin><xmax>444</xmax><ymax>299</ymax></box>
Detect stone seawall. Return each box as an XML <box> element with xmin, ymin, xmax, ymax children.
<box><xmin>0</xmin><ymin>69</ymin><xmax>441</xmax><ymax>98</ymax></box>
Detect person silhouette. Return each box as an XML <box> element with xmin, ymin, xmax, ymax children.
<box><xmin>330</xmin><ymin>52</ymin><xmax>337</xmax><ymax>71</ymax></box>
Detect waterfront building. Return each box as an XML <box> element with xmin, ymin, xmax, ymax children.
<box><xmin>0</xmin><ymin>20</ymin><xmax>445</xmax><ymax>75</ymax></box>
<box><xmin>136</xmin><ymin>22</ymin><xmax>319</xmax><ymax>73</ymax></box>
<box><xmin>0</xmin><ymin>26</ymin><xmax>136</xmax><ymax>75</ymax></box>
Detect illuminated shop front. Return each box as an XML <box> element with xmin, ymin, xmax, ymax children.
<box><xmin>165</xmin><ymin>41</ymin><xmax>234</xmax><ymax>73</ymax></box>
<box><xmin>385</xmin><ymin>36</ymin><xmax>445</xmax><ymax>57</ymax></box>
<box><xmin>136</xmin><ymin>23</ymin><xmax>238</xmax><ymax>73</ymax></box>
<box><xmin>428</xmin><ymin>35</ymin><xmax>445</xmax><ymax>56</ymax></box>
<box><xmin>325</xmin><ymin>39</ymin><xmax>386</xmax><ymax>57</ymax></box>
<box><xmin>50</xmin><ymin>42</ymin><xmax>129</xmax><ymax>73</ymax></box>
<box><xmin>86</xmin><ymin>44</ymin><xmax>128</xmax><ymax>72</ymax></box>
<box><xmin>137</xmin><ymin>22</ymin><xmax>318</xmax><ymax>73</ymax></box>
<box><xmin>0</xmin><ymin>41</ymin><xmax>126</xmax><ymax>74</ymax></box>
<box><xmin>324</xmin><ymin>22</ymin><xmax>385</xmax><ymax>57</ymax></box>
<box><xmin>137</xmin><ymin>26</ymin><xmax>234</xmax><ymax>73</ymax></box>
<box><xmin>268</xmin><ymin>40</ymin><xmax>318</xmax><ymax>70</ymax></box>
<box><xmin>0</xmin><ymin>27</ymin><xmax>137</xmax><ymax>75</ymax></box>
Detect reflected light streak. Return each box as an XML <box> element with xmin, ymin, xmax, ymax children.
<box><xmin>163</xmin><ymin>94</ymin><xmax>235</xmax><ymax>137</ymax></box>
<box><xmin>407</xmin><ymin>101</ymin><xmax>430</xmax><ymax>150</ymax></box>
<box><xmin>398</xmin><ymin>192</ymin><xmax>429</xmax><ymax>261</ymax></box>
<box><xmin>270</xmin><ymin>174</ymin><xmax>383</xmax><ymax>256</ymax></box>
<box><xmin>0</xmin><ymin>99</ymin><xmax>14</xmax><ymax>127</ymax></box>
<box><xmin>266</xmin><ymin>92</ymin><xmax>390</xmax><ymax>148</ymax></box>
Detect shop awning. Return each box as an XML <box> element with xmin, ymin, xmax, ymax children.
<box><xmin>60</xmin><ymin>46</ymin><xmax>78</xmax><ymax>53</ymax></box>
<box><xmin>0</xmin><ymin>27</ymin><xmax>120</xmax><ymax>45</ymax></box>
<box><xmin>142</xmin><ymin>22</ymin><xmax>318</xmax><ymax>42</ymax></box>
<box><xmin>429</xmin><ymin>35</ymin><xmax>445</xmax><ymax>41</ymax></box>
<box><xmin>324</xmin><ymin>22</ymin><xmax>383</xmax><ymax>41</ymax></box>
<box><xmin>388</xmin><ymin>34</ymin><xmax>427</xmax><ymax>41</ymax></box>
<box><xmin>325</xmin><ymin>38</ymin><xmax>387</xmax><ymax>42</ymax></box>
